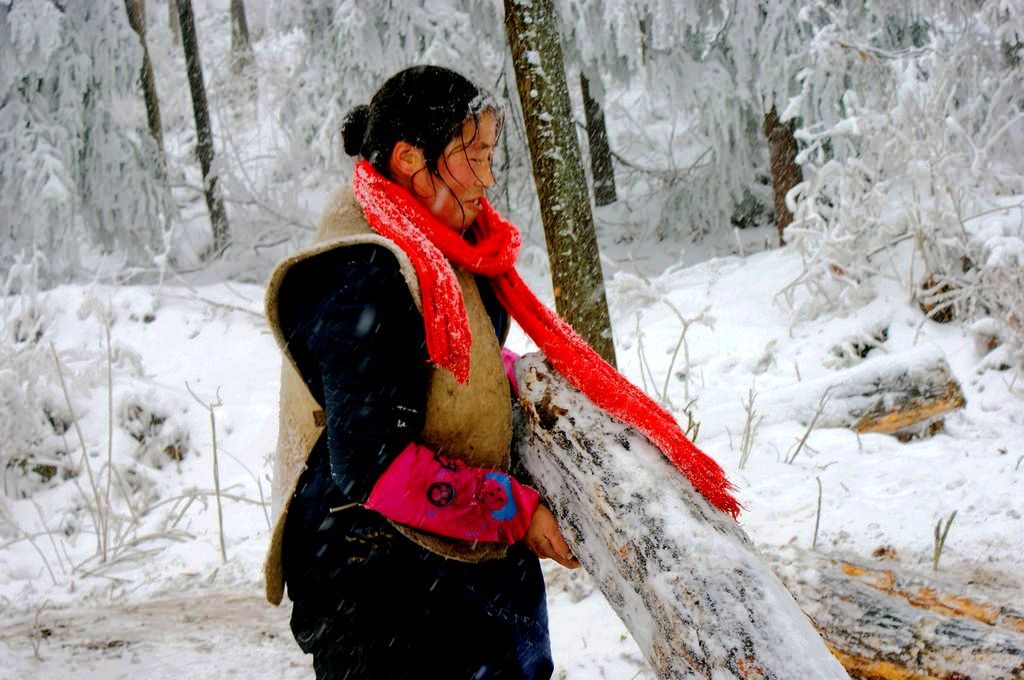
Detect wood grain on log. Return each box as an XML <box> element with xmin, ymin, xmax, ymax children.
<box><xmin>697</xmin><ymin>349</ymin><xmax>965</xmax><ymax>442</ymax></box>
<box><xmin>514</xmin><ymin>354</ymin><xmax>849</xmax><ymax>680</ymax></box>
<box><xmin>767</xmin><ymin>548</ymin><xmax>1024</xmax><ymax>680</ymax></box>
<box><xmin>852</xmin><ymin>379</ymin><xmax>964</xmax><ymax>437</ymax></box>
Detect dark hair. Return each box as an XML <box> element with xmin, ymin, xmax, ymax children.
<box><xmin>341</xmin><ymin>65</ymin><xmax>501</xmax><ymax>179</ymax></box>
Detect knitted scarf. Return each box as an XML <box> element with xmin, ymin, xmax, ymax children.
<box><xmin>352</xmin><ymin>160</ymin><xmax>740</xmax><ymax>520</ymax></box>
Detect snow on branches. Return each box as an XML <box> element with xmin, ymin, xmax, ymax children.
<box><xmin>0</xmin><ymin>2</ymin><xmax>172</xmax><ymax>286</ymax></box>
<box><xmin>782</xmin><ymin>1</ymin><xmax>1024</xmax><ymax>363</ymax></box>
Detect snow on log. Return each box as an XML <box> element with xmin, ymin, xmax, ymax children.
<box><xmin>767</xmin><ymin>547</ymin><xmax>1024</xmax><ymax>679</ymax></box>
<box><xmin>698</xmin><ymin>348</ymin><xmax>965</xmax><ymax>442</ymax></box>
<box><xmin>513</xmin><ymin>353</ymin><xmax>849</xmax><ymax>680</ymax></box>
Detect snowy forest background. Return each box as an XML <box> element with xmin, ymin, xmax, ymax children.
<box><xmin>1</xmin><ymin>1</ymin><xmax>1023</xmax><ymax>678</ymax></box>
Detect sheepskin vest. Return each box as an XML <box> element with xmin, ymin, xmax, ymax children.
<box><xmin>262</xmin><ymin>188</ymin><xmax>513</xmax><ymax>605</ymax></box>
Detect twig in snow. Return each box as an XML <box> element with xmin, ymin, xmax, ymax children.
<box><xmin>786</xmin><ymin>388</ymin><xmax>833</xmax><ymax>465</ymax></box>
<box><xmin>0</xmin><ymin>511</ymin><xmax>57</xmax><ymax>585</ymax></box>
<box><xmin>29</xmin><ymin>599</ymin><xmax>50</xmax><ymax>661</ymax></box>
<box><xmin>635</xmin><ymin>316</ymin><xmax>659</xmax><ymax>397</ymax></box>
<box><xmin>661</xmin><ymin>304</ymin><xmax>712</xmax><ymax>405</ymax></box>
<box><xmin>103</xmin><ymin>318</ymin><xmax>114</xmax><ymax>563</ymax></box>
<box><xmin>31</xmin><ymin>501</ymin><xmax>67</xmax><ymax>577</ymax></box>
<box><xmin>932</xmin><ymin>510</ymin><xmax>957</xmax><ymax>571</ymax></box>
<box><xmin>157</xmin><ymin>291</ymin><xmax>263</xmax><ymax>320</ymax></box>
<box><xmin>186</xmin><ymin>382</ymin><xmax>227</xmax><ymax>563</ymax></box>
<box><xmin>681</xmin><ymin>400</ymin><xmax>701</xmax><ymax>445</ymax></box>
<box><xmin>738</xmin><ymin>386</ymin><xmax>762</xmax><ymax>470</ymax></box>
<box><xmin>50</xmin><ymin>343</ymin><xmax>103</xmax><ymax>559</ymax></box>
<box><xmin>220</xmin><ymin>448</ymin><xmax>272</xmax><ymax>530</ymax></box>
<box><xmin>812</xmin><ymin>477</ymin><xmax>823</xmax><ymax>549</ymax></box>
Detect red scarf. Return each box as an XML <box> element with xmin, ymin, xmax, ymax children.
<box><xmin>352</xmin><ymin>160</ymin><xmax>740</xmax><ymax>520</ymax></box>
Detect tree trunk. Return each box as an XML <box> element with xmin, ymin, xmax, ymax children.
<box><xmin>169</xmin><ymin>0</ymin><xmax>180</xmax><ymax>45</ymax></box>
<box><xmin>763</xmin><ymin>105</ymin><xmax>803</xmax><ymax>246</ymax></box>
<box><xmin>124</xmin><ymin>0</ymin><xmax>164</xmax><ymax>158</ymax></box>
<box><xmin>580</xmin><ymin>73</ymin><xmax>617</xmax><ymax>207</ymax></box>
<box><xmin>504</xmin><ymin>0</ymin><xmax>617</xmax><ymax>368</ymax></box>
<box><xmin>176</xmin><ymin>0</ymin><xmax>229</xmax><ymax>256</ymax></box>
<box><xmin>513</xmin><ymin>354</ymin><xmax>849</xmax><ymax>679</ymax></box>
<box><xmin>230</xmin><ymin>0</ymin><xmax>253</xmax><ymax>75</ymax></box>
<box><xmin>767</xmin><ymin>547</ymin><xmax>1024</xmax><ymax>680</ymax></box>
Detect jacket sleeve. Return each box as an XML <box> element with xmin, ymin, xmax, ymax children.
<box><xmin>364</xmin><ymin>442</ymin><xmax>540</xmax><ymax>544</ymax></box>
<box><xmin>292</xmin><ymin>246</ymin><xmax>430</xmax><ymax>504</ymax></box>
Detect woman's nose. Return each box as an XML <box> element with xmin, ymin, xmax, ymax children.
<box><xmin>478</xmin><ymin>163</ymin><xmax>495</xmax><ymax>189</ymax></box>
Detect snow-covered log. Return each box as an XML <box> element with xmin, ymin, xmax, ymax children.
<box><xmin>513</xmin><ymin>353</ymin><xmax>849</xmax><ymax>680</ymax></box>
<box><xmin>767</xmin><ymin>547</ymin><xmax>1024</xmax><ymax>680</ymax></box>
<box><xmin>698</xmin><ymin>348</ymin><xmax>966</xmax><ymax>442</ymax></box>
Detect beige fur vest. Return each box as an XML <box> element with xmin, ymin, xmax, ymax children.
<box><xmin>262</xmin><ymin>188</ymin><xmax>513</xmax><ymax>605</ymax></box>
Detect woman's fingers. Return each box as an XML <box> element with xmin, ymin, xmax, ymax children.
<box><xmin>544</xmin><ymin>531</ymin><xmax>579</xmax><ymax>568</ymax></box>
<box><xmin>524</xmin><ymin>505</ymin><xmax>581</xmax><ymax>569</ymax></box>
<box><xmin>544</xmin><ymin>535</ymin><xmax>581</xmax><ymax>569</ymax></box>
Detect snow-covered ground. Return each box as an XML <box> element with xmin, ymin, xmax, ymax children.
<box><xmin>1</xmin><ymin>229</ymin><xmax>1021</xmax><ymax>677</ymax></box>
<box><xmin>2</xmin><ymin>1</ymin><xmax>1022</xmax><ymax>677</ymax></box>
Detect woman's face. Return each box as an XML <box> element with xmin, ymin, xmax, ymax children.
<box><xmin>410</xmin><ymin>110</ymin><xmax>498</xmax><ymax>231</ymax></box>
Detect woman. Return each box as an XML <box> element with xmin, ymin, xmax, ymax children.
<box><xmin>263</xmin><ymin>65</ymin><xmax>739</xmax><ymax>679</ymax></box>
<box><xmin>263</xmin><ymin>66</ymin><xmax>575</xmax><ymax>680</ymax></box>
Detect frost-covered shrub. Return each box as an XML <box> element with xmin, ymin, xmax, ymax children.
<box><xmin>120</xmin><ymin>393</ymin><xmax>191</xmax><ymax>470</ymax></box>
<box><xmin>0</xmin><ymin>344</ymin><xmax>79</xmax><ymax>497</ymax></box>
<box><xmin>782</xmin><ymin>1</ymin><xmax>1024</xmax><ymax>363</ymax></box>
<box><xmin>0</xmin><ymin>1</ymin><xmax>173</xmax><ymax>287</ymax></box>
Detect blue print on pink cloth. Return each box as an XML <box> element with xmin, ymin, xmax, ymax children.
<box><xmin>483</xmin><ymin>472</ymin><xmax>517</xmax><ymax>521</ymax></box>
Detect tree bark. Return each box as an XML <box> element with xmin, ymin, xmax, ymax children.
<box><xmin>514</xmin><ymin>353</ymin><xmax>1021</xmax><ymax>679</ymax></box>
<box><xmin>580</xmin><ymin>73</ymin><xmax>617</xmax><ymax>207</ymax></box>
<box><xmin>124</xmin><ymin>0</ymin><xmax>164</xmax><ymax>158</ymax></box>
<box><xmin>169</xmin><ymin>0</ymin><xmax>180</xmax><ymax>45</ymax></box>
<box><xmin>504</xmin><ymin>0</ymin><xmax>617</xmax><ymax>367</ymax></box>
<box><xmin>513</xmin><ymin>354</ymin><xmax>849</xmax><ymax>679</ymax></box>
<box><xmin>230</xmin><ymin>0</ymin><xmax>253</xmax><ymax>75</ymax></box>
<box><xmin>176</xmin><ymin>0</ymin><xmax>229</xmax><ymax>256</ymax></box>
<box><xmin>767</xmin><ymin>547</ymin><xmax>1024</xmax><ymax>680</ymax></box>
<box><xmin>763</xmin><ymin>105</ymin><xmax>803</xmax><ymax>246</ymax></box>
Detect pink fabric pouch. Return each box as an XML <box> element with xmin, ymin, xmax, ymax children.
<box><xmin>364</xmin><ymin>442</ymin><xmax>539</xmax><ymax>544</ymax></box>
<box><xmin>501</xmin><ymin>347</ymin><xmax>520</xmax><ymax>396</ymax></box>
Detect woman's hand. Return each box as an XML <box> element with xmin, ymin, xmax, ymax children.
<box><xmin>524</xmin><ymin>504</ymin><xmax>581</xmax><ymax>569</ymax></box>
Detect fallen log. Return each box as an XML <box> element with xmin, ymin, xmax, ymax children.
<box><xmin>697</xmin><ymin>348</ymin><xmax>965</xmax><ymax>442</ymax></box>
<box><xmin>766</xmin><ymin>547</ymin><xmax>1024</xmax><ymax>680</ymax></box>
<box><xmin>513</xmin><ymin>353</ymin><xmax>849</xmax><ymax>679</ymax></box>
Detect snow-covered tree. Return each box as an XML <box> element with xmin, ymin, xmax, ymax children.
<box><xmin>0</xmin><ymin>1</ymin><xmax>173</xmax><ymax>287</ymax></box>
<box><xmin>782</xmin><ymin>0</ymin><xmax>1024</xmax><ymax>358</ymax></box>
<box><xmin>268</xmin><ymin>0</ymin><xmax>508</xmax><ymax>177</ymax></box>
<box><xmin>556</xmin><ymin>0</ymin><xmax>816</xmax><ymax>238</ymax></box>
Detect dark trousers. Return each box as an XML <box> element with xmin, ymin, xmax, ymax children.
<box><xmin>287</xmin><ymin>513</ymin><xmax>552</xmax><ymax>680</ymax></box>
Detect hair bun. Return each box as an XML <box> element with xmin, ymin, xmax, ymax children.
<box><xmin>341</xmin><ymin>105</ymin><xmax>370</xmax><ymax>157</ymax></box>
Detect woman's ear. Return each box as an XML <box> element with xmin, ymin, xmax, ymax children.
<box><xmin>388</xmin><ymin>141</ymin><xmax>425</xmax><ymax>186</ymax></box>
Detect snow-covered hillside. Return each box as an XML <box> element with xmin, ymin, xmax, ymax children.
<box><xmin>2</xmin><ymin>230</ymin><xmax>1021</xmax><ymax>676</ymax></box>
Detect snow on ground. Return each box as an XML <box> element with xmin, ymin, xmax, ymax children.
<box><xmin>1</xmin><ymin>230</ymin><xmax>1021</xmax><ymax>677</ymax></box>
<box><xmin>1</xmin><ymin>5</ymin><xmax>1021</xmax><ymax>676</ymax></box>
